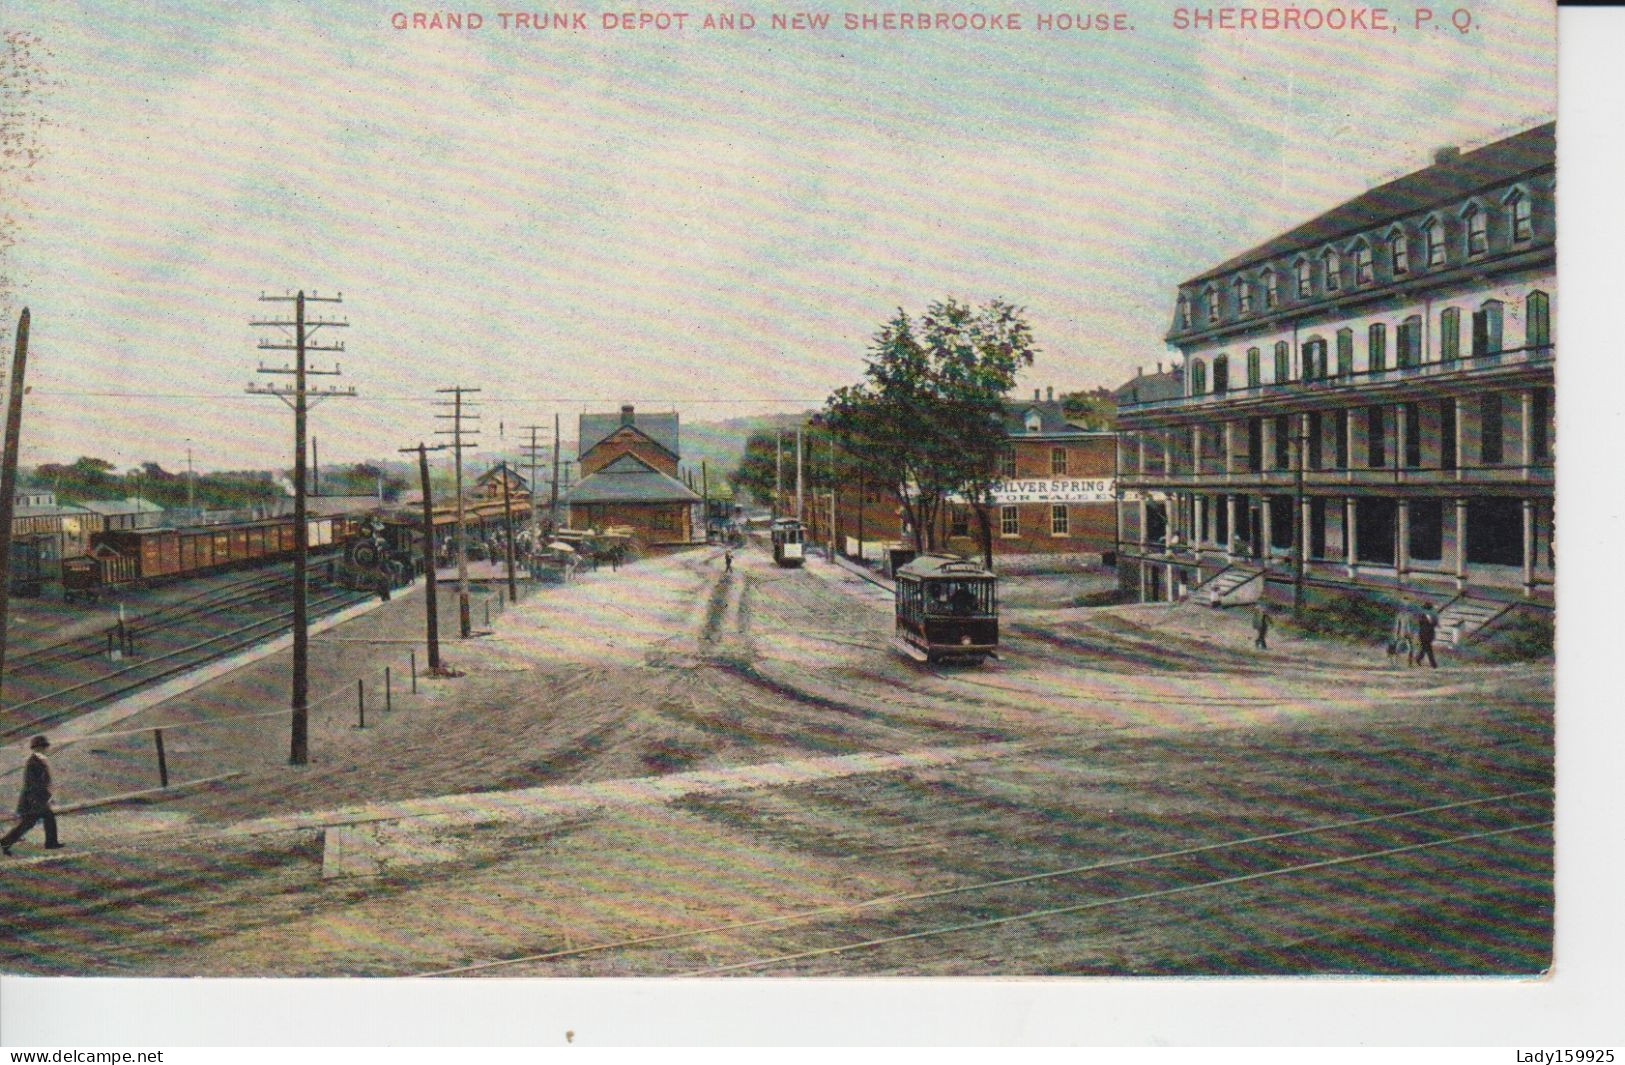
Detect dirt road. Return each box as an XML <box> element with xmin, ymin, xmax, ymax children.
<box><xmin>0</xmin><ymin>542</ymin><xmax>1552</xmax><ymax>976</ymax></box>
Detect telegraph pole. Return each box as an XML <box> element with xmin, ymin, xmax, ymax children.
<box><xmin>498</xmin><ymin>461</ymin><xmax>519</xmax><ymax>602</ymax></box>
<box><xmin>311</xmin><ymin>435</ymin><xmax>320</xmax><ymax>496</ymax></box>
<box><xmin>400</xmin><ymin>442</ymin><xmax>448</xmax><ymax>674</ymax></box>
<box><xmin>796</xmin><ymin>426</ymin><xmax>804</xmax><ymax>523</ymax></box>
<box><xmin>248</xmin><ymin>290</ymin><xmax>355</xmax><ymax>766</ymax></box>
<box><xmin>701</xmin><ymin>461</ymin><xmax>709</xmax><ymax>543</ymax></box>
<box><xmin>1293</xmin><ymin>414</ymin><xmax>1306</xmax><ymax>612</ymax></box>
<box><xmin>0</xmin><ymin>308</ymin><xmax>32</xmax><ymax>703</ymax></box>
<box><xmin>775</xmin><ymin>431</ymin><xmax>783</xmax><ymax>520</ymax></box>
<box><xmin>551</xmin><ymin>413</ymin><xmax>562</xmax><ymax>533</ymax></box>
<box><xmin>434</xmin><ymin>386</ymin><xmax>480</xmax><ymax>637</ymax></box>
<box><xmin>519</xmin><ymin>424</ymin><xmax>547</xmax><ymax>543</ymax></box>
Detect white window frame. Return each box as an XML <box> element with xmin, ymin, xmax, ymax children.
<box><xmin>1322</xmin><ymin>248</ymin><xmax>1341</xmax><ymax>292</ymax></box>
<box><xmin>999</xmin><ymin>446</ymin><xmax>1016</xmax><ymax>479</ymax></box>
<box><xmin>1234</xmin><ymin>276</ymin><xmax>1252</xmax><ymax>315</ymax></box>
<box><xmin>1388</xmin><ymin>226</ymin><xmax>1409</xmax><ymax>276</ymax></box>
<box><xmin>1505</xmin><ymin>188</ymin><xmax>1533</xmax><ymax>244</ymax></box>
<box><xmin>1463</xmin><ymin>202</ymin><xmax>1488</xmax><ymax>257</ymax></box>
<box><xmin>1295</xmin><ymin>257</ymin><xmax>1312</xmax><ymax>299</ymax></box>
<box><xmin>1206</xmin><ymin>287</ymin><xmax>1220</xmax><ymax>323</ymax></box>
<box><xmin>1263</xmin><ymin>269</ymin><xmax>1279</xmax><ymax>309</ymax></box>
<box><xmin>1000</xmin><ymin>505</ymin><xmax>1020</xmax><ymax>538</ymax></box>
<box><xmin>1351</xmin><ymin>240</ymin><xmax>1374</xmax><ymax>286</ymax></box>
<box><xmin>1050</xmin><ymin>447</ymin><xmax>1068</xmax><ymax>475</ymax></box>
<box><xmin>1423</xmin><ymin>216</ymin><xmax>1446</xmax><ymax>267</ymax></box>
<box><xmin>1050</xmin><ymin>504</ymin><xmax>1070</xmax><ymax>537</ymax></box>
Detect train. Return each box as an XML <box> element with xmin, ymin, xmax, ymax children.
<box><xmin>770</xmin><ymin>518</ymin><xmax>805</xmax><ymax>567</ymax></box>
<box><xmin>893</xmin><ymin>553</ymin><xmax>999</xmax><ymax>664</ymax></box>
<box><xmin>61</xmin><ymin>515</ymin><xmax>364</xmax><ymax>603</ymax></box>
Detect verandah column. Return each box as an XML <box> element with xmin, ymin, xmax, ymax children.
<box><xmin>1455</xmin><ymin>497</ymin><xmax>1469</xmax><ymax>592</ymax></box>
<box><xmin>1345</xmin><ymin>496</ymin><xmax>1357</xmax><ymax>578</ymax></box>
<box><xmin>1226</xmin><ymin>495</ymin><xmax>1237</xmax><ymax>558</ymax></box>
<box><xmin>1397</xmin><ymin>499</ymin><xmax>1410</xmax><ymax>581</ymax></box>
<box><xmin>1522</xmin><ymin>498</ymin><xmax>1535</xmax><ymax>596</ymax></box>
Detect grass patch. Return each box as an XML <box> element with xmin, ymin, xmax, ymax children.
<box><xmin>1476</xmin><ymin>610</ymin><xmax>1554</xmax><ymax>662</ymax></box>
<box><xmin>1280</xmin><ymin>592</ymin><xmax>1394</xmax><ymax>645</ymax></box>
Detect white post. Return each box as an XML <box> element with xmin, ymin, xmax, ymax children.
<box><xmin>1455</xmin><ymin>498</ymin><xmax>1469</xmax><ymax>591</ymax></box>
<box><xmin>1345</xmin><ymin>497</ymin><xmax>1357</xmax><ymax>578</ymax></box>
<box><xmin>1397</xmin><ymin>499</ymin><xmax>1410</xmax><ymax>580</ymax></box>
<box><xmin>1522</xmin><ymin>498</ymin><xmax>1535</xmax><ymax>596</ymax></box>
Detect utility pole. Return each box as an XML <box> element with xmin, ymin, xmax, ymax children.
<box><xmin>796</xmin><ymin>426</ymin><xmax>804</xmax><ymax>524</ymax></box>
<box><xmin>519</xmin><ymin>424</ymin><xmax>547</xmax><ymax>544</ymax></box>
<box><xmin>248</xmin><ymin>290</ymin><xmax>355</xmax><ymax>766</ymax></box>
<box><xmin>434</xmin><ymin>385</ymin><xmax>480</xmax><ymax>637</ymax></box>
<box><xmin>775</xmin><ymin>431</ymin><xmax>783</xmax><ymax>520</ymax></box>
<box><xmin>498</xmin><ymin>461</ymin><xmax>518</xmax><ymax>602</ymax></box>
<box><xmin>828</xmin><ymin>434</ymin><xmax>837</xmax><ymax>560</ymax></box>
<box><xmin>551</xmin><ymin>413</ymin><xmax>562</xmax><ymax>533</ymax></box>
<box><xmin>400</xmin><ymin>442</ymin><xmax>449</xmax><ymax>674</ymax></box>
<box><xmin>0</xmin><ymin>308</ymin><xmax>32</xmax><ymax>703</ymax></box>
<box><xmin>311</xmin><ymin>435</ymin><xmax>320</xmax><ymax>496</ymax></box>
<box><xmin>186</xmin><ymin>444</ymin><xmax>195</xmax><ymax>512</ymax></box>
<box><xmin>701</xmin><ymin>460</ymin><xmax>709</xmax><ymax>543</ymax></box>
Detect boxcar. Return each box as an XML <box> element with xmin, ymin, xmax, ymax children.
<box><xmin>893</xmin><ymin>553</ymin><xmax>998</xmax><ymax>663</ymax></box>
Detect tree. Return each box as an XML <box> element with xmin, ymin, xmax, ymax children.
<box><xmin>1060</xmin><ymin>387</ymin><xmax>1117</xmax><ymax>431</ymax></box>
<box><xmin>728</xmin><ymin>431</ymin><xmax>782</xmax><ymax>507</ymax></box>
<box><xmin>820</xmin><ymin>298</ymin><xmax>1037</xmax><ymax>567</ymax></box>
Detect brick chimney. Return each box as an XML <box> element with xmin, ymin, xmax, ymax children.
<box><xmin>1033</xmin><ymin>389</ymin><xmax>1041</xmax><ymax>401</ymax></box>
<box><xmin>620</xmin><ymin>403</ymin><xmax>635</xmax><ymax>426</ymax></box>
<box><xmin>1046</xmin><ymin>386</ymin><xmax>1054</xmax><ymax>402</ymax></box>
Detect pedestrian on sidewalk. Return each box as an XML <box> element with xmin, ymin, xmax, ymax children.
<box><xmin>2</xmin><ymin>736</ymin><xmax>63</xmax><ymax>856</ymax></box>
<box><xmin>1389</xmin><ymin>602</ymin><xmax>1418</xmax><ymax>666</ymax></box>
<box><xmin>1415</xmin><ymin>601</ymin><xmax>1439</xmax><ymax>668</ymax></box>
<box><xmin>1251</xmin><ymin>604</ymin><xmax>1271</xmax><ymax>650</ymax></box>
<box><xmin>724</xmin><ymin>549</ymin><xmax>733</xmax><ymax>573</ymax></box>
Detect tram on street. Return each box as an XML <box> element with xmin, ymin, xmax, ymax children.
<box><xmin>770</xmin><ymin>518</ymin><xmax>805</xmax><ymax>567</ymax></box>
<box><xmin>893</xmin><ymin>553</ymin><xmax>998</xmax><ymax>663</ymax></box>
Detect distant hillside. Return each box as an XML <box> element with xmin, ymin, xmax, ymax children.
<box><xmin>677</xmin><ymin>411</ymin><xmax>818</xmax><ymax>488</ymax></box>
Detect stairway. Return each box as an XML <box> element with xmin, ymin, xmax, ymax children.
<box><xmin>1435</xmin><ymin>596</ymin><xmax>1510</xmax><ymax>646</ymax></box>
<box><xmin>1192</xmin><ymin>565</ymin><xmax>1264</xmax><ymax>607</ymax></box>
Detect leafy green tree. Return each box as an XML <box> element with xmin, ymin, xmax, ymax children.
<box><xmin>820</xmin><ymin>298</ymin><xmax>1037</xmax><ymax>565</ymax></box>
<box><xmin>1060</xmin><ymin>387</ymin><xmax>1116</xmax><ymax>431</ymax></box>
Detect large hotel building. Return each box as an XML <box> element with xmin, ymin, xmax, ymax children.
<box><xmin>1115</xmin><ymin>123</ymin><xmax>1554</xmax><ymax>636</ymax></box>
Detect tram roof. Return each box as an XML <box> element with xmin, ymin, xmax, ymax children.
<box><xmin>895</xmin><ymin>553</ymin><xmax>995</xmax><ymax>580</ymax></box>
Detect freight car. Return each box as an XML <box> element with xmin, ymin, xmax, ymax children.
<box><xmin>61</xmin><ymin>516</ymin><xmax>361</xmax><ymax>602</ymax></box>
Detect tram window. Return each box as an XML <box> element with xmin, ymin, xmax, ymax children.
<box><xmin>928</xmin><ymin>580</ymin><xmax>987</xmax><ymax>616</ymax></box>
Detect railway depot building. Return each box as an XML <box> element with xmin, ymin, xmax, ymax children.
<box><xmin>1116</xmin><ymin>123</ymin><xmax>1554</xmax><ymax>625</ymax></box>
<box><xmin>563</xmin><ymin>404</ymin><xmax>701</xmax><ymax>546</ymax></box>
<box><xmin>836</xmin><ymin>390</ymin><xmax>1117</xmax><ymax>569</ymax></box>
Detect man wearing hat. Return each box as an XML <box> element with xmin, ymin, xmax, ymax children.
<box><xmin>1</xmin><ymin>735</ymin><xmax>62</xmax><ymax>855</ymax></box>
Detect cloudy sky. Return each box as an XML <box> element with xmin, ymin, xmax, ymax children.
<box><xmin>1</xmin><ymin>0</ymin><xmax>1554</xmax><ymax>472</ymax></box>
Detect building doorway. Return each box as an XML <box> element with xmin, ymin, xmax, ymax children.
<box><xmin>1356</xmin><ymin>498</ymin><xmax>1397</xmax><ymax>565</ymax></box>
<box><xmin>1466</xmin><ymin>498</ymin><xmax>1523</xmax><ymax>566</ymax></box>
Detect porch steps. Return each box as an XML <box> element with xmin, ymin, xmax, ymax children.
<box><xmin>1191</xmin><ymin>565</ymin><xmax>1265</xmax><ymax>608</ymax></box>
<box><xmin>1435</xmin><ymin>596</ymin><xmax>1512</xmax><ymax>647</ymax></box>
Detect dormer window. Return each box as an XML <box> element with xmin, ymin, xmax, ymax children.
<box><xmin>1295</xmin><ymin>257</ymin><xmax>1312</xmax><ymax>299</ymax></box>
<box><xmin>1322</xmin><ymin>248</ymin><xmax>1341</xmax><ymax>292</ymax></box>
<box><xmin>1263</xmin><ymin>269</ymin><xmax>1279</xmax><ymax>309</ymax></box>
<box><xmin>1206</xmin><ymin>288</ymin><xmax>1220</xmax><ymax>323</ymax></box>
<box><xmin>1179</xmin><ymin>296</ymin><xmax>1192</xmax><ymax>330</ymax></box>
<box><xmin>1025</xmin><ymin>409</ymin><xmax>1043</xmax><ymax>434</ymax></box>
<box><xmin>1352</xmin><ymin>240</ymin><xmax>1374</xmax><ymax>286</ymax></box>
<box><xmin>1507</xmin><ymin>189</ymin><xmax>1533</xmax><ymax>243</ymax></box>
<box><xmin>1464</xmin><ymin>203</ymin><xmax>1488</xmax><ymax>256</ymax></box>
<box><xmin>1234</xmin><ymin>276</ymin><xmax>1252</xmax><ymax>315</ymax></box>
<box><xmin>1389</xmin><ymin>227</ymin><xmax>1409</xmax><ymax>276</ymax></box>
<box><xmin>1424</xmin><ymin>217</ymin><xmax>1446</xmax><ymax>267</ymax></box>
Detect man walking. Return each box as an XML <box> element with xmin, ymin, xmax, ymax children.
<box><xmin>1251</xmin><ymin>604</ymin><xmax>1271</xmax><ymax>650</ymax></box>
<box><xmin>2</xmin><ymin>736</ymin><xmax>63</xmax><ymax>856</ymax></box>
<box><xmin>724</xmin><ymin>549</ymin><xmax>733</xmax><ymax>573</ymax></box>
<box><xmin>1415</xmin><ymin>602</ymin><xmax>1439</xmax><ymax>668</ymax></box>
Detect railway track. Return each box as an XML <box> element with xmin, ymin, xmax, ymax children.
<box><xmin>418</xmin><ymin>787</ymin><xmax>1552</xmax><ymax>977</ymax></box>
<box><xmin>0</xmin><ymin>573</ymin><xmax>373</xmax><ymax>740</ymax></box>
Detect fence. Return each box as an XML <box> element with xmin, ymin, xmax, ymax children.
<box><xmin>2</xmin><ymin>577</ymin><xmax>541</xmax><ymax>826</ymax></box>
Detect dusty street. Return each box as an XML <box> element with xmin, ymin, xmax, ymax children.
<box><xmin>0</xmin><ymin>543</ymin><xmax>1553</xmax><ymax>977</ymax></box>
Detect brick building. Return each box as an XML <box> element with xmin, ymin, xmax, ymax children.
<box><xmin>564</xmin><ymin>404</ymin><xmax>701</xmax><ymax>546</ymax></box>
<box><xmin>1116</xmin><ymin>123</ymin><xmax>1554</xmax><ymax>633</ymax></box>
<box><xmin>834</xmin><ymin>391</ymin><xmax>1117</xmax><ymax>569</ymax></box>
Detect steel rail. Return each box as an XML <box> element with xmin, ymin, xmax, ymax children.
<box><xmin>420</xmin><ymin>786</ymin><xmax>1550</xmax><ymax>977</ymax></box>
<box><xmin>677</xmin><ymin>820</ymin><xmax>1552</xmax><ymax>977</ymax></box>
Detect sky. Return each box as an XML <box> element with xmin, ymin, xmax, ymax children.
<box><xmin>1</xmin><ymin>0</ymin><xmax>1555</xmax><ymax>473</ymax></box>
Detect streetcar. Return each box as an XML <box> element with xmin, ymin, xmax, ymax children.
<box><xmin>770</xmin><ymin>518</ymin><xmax>805</xmax><ymax>568</ymax></box>
<box><xmin>893</xmin><ymin>554</ymin><xmax>998</xmax><ymax>663</ymax></box>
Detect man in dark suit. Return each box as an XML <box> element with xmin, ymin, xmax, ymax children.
<box><xmin>1</xmin><ymin>735</ymin><xmax>63</xmax><ymax>855</ymax></box>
